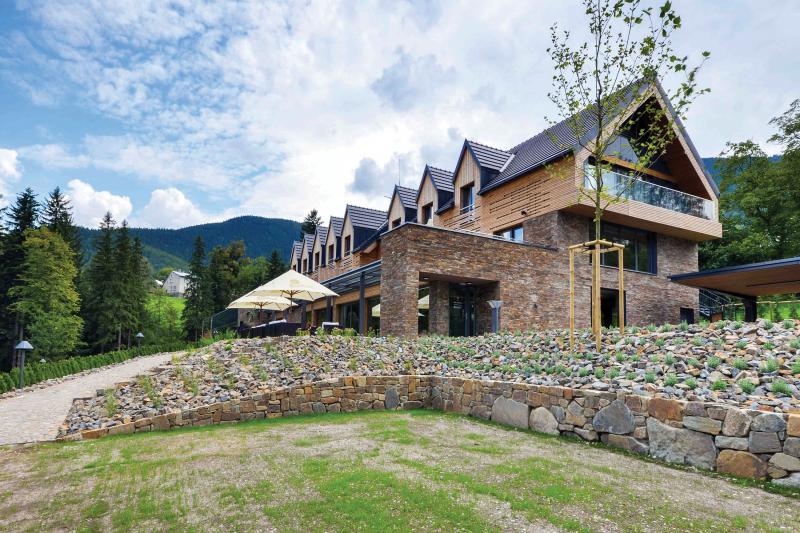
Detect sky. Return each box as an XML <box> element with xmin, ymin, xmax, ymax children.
<box><xmin>0</xmin><ymin>0</ymin><xmax>798</xmax><ymax>228</ymax></box>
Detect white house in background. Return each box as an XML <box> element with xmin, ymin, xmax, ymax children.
<box><xmin>163</xmin><ymin>270</ymin><xmax>189</xmax><ymax>297</ymax></box>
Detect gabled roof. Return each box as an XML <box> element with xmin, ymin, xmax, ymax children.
<box><xmin>314</xmin><ymin>226</ymin><xmax>328</xmax><ymax>247</ymax></box>
<box><xmin>354</xmin><ymin>219</ymin><xmax>389</xmax><ymax>253</ymax></box>
<box><xmin>328</xmin><ymin>216</ymin><xmax>344</xmax><ymax>237</ymax></box>
<box><xmin>394</xmin><ymin>185</ymin><xmax>417</xmax><ymax>210</ymax></box>
<box><xmin>302</xmin><ymin>233</ymin><xmax>315</xmax><ymax>254</ymax></box>
<box><xmin>427</xmin><ymin>166</ymin><xmax>454</xmax><ymax>192</ymax></box>
<box><xmin>291</xmin><ymin>240</ymin><xmax>302</xmax><ymax>259</ymax></box>
<box><xmin>465</xmin><ymin>140</ymin><xmax>513</xmax><ymax>172</ymax></box>
<box><xmin>345</xmin><ymin>204</ymin><xmax>387</xmax><ymax>230</ymax></box>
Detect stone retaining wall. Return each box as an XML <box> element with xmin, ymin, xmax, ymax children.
<box><xmin>61</xmin><ymin>376</ymin><xmax>800</xmax><ymax>485</ymax></box>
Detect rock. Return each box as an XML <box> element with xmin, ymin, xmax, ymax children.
<box><xmin>783</xmin><ymin>437</ymin><xmax>800</xmax><ymax>458</ymax></box>
<box><xmin>751</xmin><ymin>413</ymin><xmax>787</xmax><ymax>432</ymax></box>
<box><xmin>529</xmin><ymin>407</ymin><xmax>559</xmax><ymax>435</ymax></box>
<box><xmin>716</xmin><ymin>450</ymin><xmax>768</xmax><ymax>479</ymax></box>
<box><xmin>550</xmin><ymin>405</ymin><xmax>566</xmax><ymax>423</ymax></box>
<box><xmin>722</xmin><ymin>409</ymin><xmax>751</xmax><ymax>437</ymax></box>
<box><xmin>470</xmin><ymin>405</ymin><xmax>491</xmax><ymax>420</ymax></box>
<box><xmin>573</xmin><ymin>428</ymin><xmax>598</xmax><ymax>441</ymax></box>
<box><xmin>771</xmin><ymin>473</ymin><xmax>800</xmax><ymax>488</ymax></box>
<box><xmin>648</xmin><ymin>397</ymin><xmax>684</xmax><ymax>421</ymax></box>
<box><xmin>384</xmin><ymin>387</ymin><xmax>400</xmax><ymax>410</ymax></box>
<box><xmin>768</xmin><ymin>466</ymin><xmax>788</xmax><ymax>479</ymax></box>
<box><xmin>715</xmin><ymin>436</ymin><xmax>749</xmax><ymax>450</ymax></box>
<box><xmin>491</xmin><ymin>397</ymin><xmax>530</xmax><ymax>429</ymax></box>
<box><xmin>683</xmin><ymin>416</ymin><xmax>722</xmax><ymax>435</ymax></box>
<box><xmin>787</xmin><ymin>415</ymin><xmax>800</xmax><ymax>437</ymax></box>
<box><xmin>604</xmin><ymin>434</ymin><xmax>649</xmax><ymax>454</ymax></box>
<box><xmin>592</xmin><ymin>399</ymin><xmax>635</xmax><ymax>435</ymax></box>
<box><xmin>647</xmin><ymin>418</ymin><xmax>717</xmax><ymax>470</ymax></box>
<box><xmin>749</xmin><ymin>432</ymin><xmax>783</xmax><ymax>454</ymax></box>
<box><xmin>769</xmin><ymin>453</ymin><xmax>800</xmax><ymax>472</ymax></box>
<box><xmin>565</xmin><ymin>401</ymin><xmax>587</xmax><ymax>426</ymax></box>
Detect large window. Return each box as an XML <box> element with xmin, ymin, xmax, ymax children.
<box><xmin>495</xmin><ymin>225</ymin><xmax>524</xmax><ymax>242</ymax></box>
<box><xmin>460</xmin><ymin>183</ymin><xmax>475</xmax><ymax>213</ymax></box>
<box><xmin>590</xmin><ymin>222</ymin><xmax>656</xmax><ymax>274</ymax></box>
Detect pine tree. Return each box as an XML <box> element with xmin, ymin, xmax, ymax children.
<box><xmin>300</xmin><ymin>209</ymin><xmax>321</xmax><ymax>237</ymax></box>
<box><xmin>129</xmin><ymin>237</ymin><xmax>150</xmax><ymax>338</ymax></box>
<box><xmin>42</xmin><ymin>187</ymin><xmax>83</xmax><ymax>268</ymax></box>
<box><xmin>9</xmin><ymin>228</ymin><xmax>83</xmax><ymax>359</ymax></box>
<box><xmin>0</xmin><ymin>188</ymin><xmax>40</xmax><ymax>367</ymax></box>
<box><xmin>83</xmin><ymin>213</ymin><xmax>120</xmax><ymax>351</ymax></box>
<box><xmin>182</xmin><ymin>236</ymin><xmax>211</xmax><ymax>340</ymax></box>
<box><xmin>267</xmin><ymin>249</ymin><xmax>286</xmax><ymax>279</ymax></box>
<box><xmin>113</xmin><ymin>221</ymin><xmax>135</xmax><ymax>349</ymax></box>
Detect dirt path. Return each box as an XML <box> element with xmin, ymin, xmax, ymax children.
<box><xmin>0</xmin><ymin>352</ymin><xmax>175</xmax><ymax>445</ymax></box>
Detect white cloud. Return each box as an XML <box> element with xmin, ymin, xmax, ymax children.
<box><xmin>0</xmin><ymin>148</ymin><xmax>22</xmax><ymax>208</ymax></box>
<box><xmin>3</xmin><ymin>0</ymin><xmax>800</xmax><ymax>224</ymax></box>
<box><xmin>132</xmin><ymin>187</ymin><xmax>212</xmax><ymax>229</ymax></box>
<box><xmin>64</xmin><ymin>179</ymin><xmax>133</xmax><ymax>228</ymax></box>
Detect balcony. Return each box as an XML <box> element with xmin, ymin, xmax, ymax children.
<box><xmin>583</xmin><ymin>168</ymin><xmax>715</xmax><ymax>220</ymax></box>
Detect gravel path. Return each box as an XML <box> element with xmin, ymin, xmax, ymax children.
<box><xmin>0</xmin><ymin>352</ymin><xmax>176</xmax><ymax>445</ymax></box>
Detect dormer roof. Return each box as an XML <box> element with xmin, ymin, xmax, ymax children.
<box><xmin>345</xmin><ymin>204</ymin><xmax>387</xmax><ymax>230</ymax></box>
<box><xmin>394</xmin><ymin>185</ymin><xmax>417</xmax><ymax>210</ymax></box>
<box><xmin>328</xmin><ymin>216</ymin><xmax>344</xmax><ymax>237</ymax></box>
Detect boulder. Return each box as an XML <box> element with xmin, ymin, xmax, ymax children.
<box><xmin>565</xmin><ymin>401</ymin><xmax>587</xmax><ymax>426</ymax></box>
<box><xmin>716</xmin><ymin>450</ymin><xmax>768</xmax><ymax>479</ymax></box>
<box><xmin>592</xmin><ymin>399</ymin><xmax>635</xmax><ymax>435</ymax></box>
<box><xmin>529</xmin><ymin>406</ymin><xmax>559</xmax><ymax>435</ymax></box>
<box><xmin>491</xmin><ymin>397</ymin><xmax>530</xmax><ymax>429</ymax></box>
<box><xmin>384</xmin><ymin>387</ymin><xmax>400</xmax><ymax>410</ymax></box>
<box><xmin>573</xmin><ymin>428</ymin><xmax>598</xmax><ymax>441</ymax></box>
<box><xmin>769</xmin><ymin>453</ymin><xmax>800</xmax><ymax>472</ymax></box>
<box><xmin>648</xmin><ymin>397</ymin><xmax>683</xmax><ymax>422</ymax></box>
<box><xmin>771</xmin><ymin>473</ymin><xmax>800</xmax><ymax>488</ymax></box>
<box><xmin>646</xmin><ymin>417</ymin><xmax>717</xmax><ymax>470</ymax></box>
<box><xmin>683</xmin><ymin>416</ymin><xmax>722</xmax><ymax>435</ymax></box>
<box><xmin>722</xmin><ymin>409</ymin><xmax>750</xmax><ymax>437</ymax></box>
<box><xmin>751</xmin><ymin>413</ymin><xmax>786</xmax><ymax>432</ymax></box>
<box><xmin>749</xmin><ymin>431</ymin><xmax>783</xmax><ymax>454</ymax></box>
<box><xmin>783</xmin><ymin>437</ymin><xmax>800</xmax><ymax>458</ymax></box>
<box><xmin>604</xmin><ymin>434</ymin><xmax>649</xmax><ymax>454</ymax></box>
<box><xmin>787</xmin><ymin>415</ymin><xmax>800</xmax><ymax>437</ymax></box>
<box><xmin>470</xmin><ymin>404</ymin><xmax>491</xmax><ymax>420</ymax></box>
<box><xmin>715</xmin><ymin>436</ymin><xmax>749</xmax><ymax>451</ymax></box>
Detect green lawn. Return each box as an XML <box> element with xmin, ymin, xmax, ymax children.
<box><xmin>1</xmin><ymin>411</ymin><xmax>797</xmax><ymax>532</ymax></box>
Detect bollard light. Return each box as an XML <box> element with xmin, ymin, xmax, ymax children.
<box><xmin>135</xmin><ymin>332</ymin><xmax>144</xmax><ymax>348</ymax></box>
<box><xmin>487</xmin><ymin>300</ymin><xmax>503</xmax><ymax>334</ymax></box>
<box><xmin>14</xmin><ymin>340</ymin><xmax>34</xmax><ymax>389</ymax></box>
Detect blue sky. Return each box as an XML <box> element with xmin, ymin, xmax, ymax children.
<box><xmin>1</xmin><ymin>0</ymin><xmax>798</xmax><ymax>228</ymax></box>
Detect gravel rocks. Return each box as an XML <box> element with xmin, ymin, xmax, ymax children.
<box><xmin>60</xmin><ymin>319</ymin><xmax>800</xmax><ymax>436</ymax></box>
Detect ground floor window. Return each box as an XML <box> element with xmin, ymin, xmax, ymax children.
<box><xmin>495</xmin><ymin>225</ymin><xmax>524</xmax><ymax>242</ymax></box>
<box><xmin>592</xmin><ymin>288</ymin><xmax>627</xmax><ymax>328</ymax></box>
<box><xmin>590</xmin><ymin>221</ymin><xmax>656</xmax><ymax>274</ymax></box>
<box><xmin>367</xmin><ymin>296</ymin><xmax>380</xmax><ymax>334</ymax></box>
<box><xmin>339</xmin><ymin>302</ymin><xmax>359</xmax><ymax>330</ymax></box>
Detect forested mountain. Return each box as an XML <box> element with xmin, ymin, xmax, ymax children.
<box><xmin>80</xmin><ymin>216</ymin><xmax>300</xmax><ymax>272</ymax></box>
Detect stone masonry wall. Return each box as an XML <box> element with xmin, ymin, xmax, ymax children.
<box><xmin>380</xmin><ymin>217</ymin><xmax>699</xmax><ymax>337</ymax></box>
<box><xmin>64</xmin><ymin>376</ymin><xmax>800</xmax><ymax>484</ymax></box>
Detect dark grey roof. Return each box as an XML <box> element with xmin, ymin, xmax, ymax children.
<box><xmin>426</xmin><ymin>166</ymin><xmax>454</xmax><ymax>192</ymax></box>
<box><xmin>395</xmin><ymin>185</ymin><xmax>417</xmax><ymax>209</ymax></box>
<box><xmin>302</xmin><ymin>233</ymin><xmax>315</xmax><ymax>253</ymax></box>
<box><xmin>346</xmin><ymin>204</ymin><xmax>387</xmax><ymax>230</ymax></box>
<box><xmin>436</xmin><ymin>198</ymin><xmax>454</xmax><ymax>214</ymax></box>
<box><xmin>354</xmin><ymin>219</ymin><xmax>389</xmax><ymax>253</ymax></box>
<box><xmin>315</xmin><ymin>226</ymin><xmax>327</xmax><ymax>246</ymax></box>
<box><xmin>291</xmin><ymin>240</ymin><xmax>302</xmax><ymax>259</ymax></box>
<box><xmin>328</xmin><ymin>216</ymin><xmax>344</xmax><ymax>237</ymax></box>
<box><xmin>466</xmin><ymin>140</ymin><xmax>513</xmax><ymax>172</ymax></box>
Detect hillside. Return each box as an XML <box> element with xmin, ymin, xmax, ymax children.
<box><xmin>80</xmin><ymin>216</ymin><xmax>301</xmax><ymax>272</ymax></box>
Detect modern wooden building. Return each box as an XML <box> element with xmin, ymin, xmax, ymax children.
<box><xmin>287</xmin><ymin>81</ymin><xmax>722</xmax><ymax>337</ymax></box>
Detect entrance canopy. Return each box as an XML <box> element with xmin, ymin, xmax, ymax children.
<box><xmin>671</xmin><ymin>257</ymin><xmax>800</xmax><ymax>297</ymax></box>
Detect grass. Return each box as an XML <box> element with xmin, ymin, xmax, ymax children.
<box><xmin>1</xmin><ymin>410</ymin><xmax>798</xmax><ymax>532</ymax></box>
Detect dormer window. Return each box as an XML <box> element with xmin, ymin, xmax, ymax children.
<box><xmin>460</xmin><ymin>183</ymin><xmax>474</xmax><ymax>213</ymax></box>
<box><xmin>328</xmin><ymin>243</ymin><xmax>335</xmax><ymax>262</ymax></box>
<box><xmin>314</xmin><ymin>251</ymin><xmax>320</xmax><ymax>270</ymax></box>
<box><xmin>302</xmin><ymin>258</ymin><xmax>308</xmax><ymax>273</ymax></box>
<box><xmin>344</xmin><ymin>235</ymin><xmax>351</xmax><ymax>256</ymax></box>
<box><xmin>421</xmin><ymin>203</ymin><xmax>433</xmax><ymax>225</ymax></box>
<box><xmin>392</xmin><ymin>218</ymin><xmax>402</xmax><ymax>229</ymax></box>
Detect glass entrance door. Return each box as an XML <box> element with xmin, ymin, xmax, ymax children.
<box><xmin>449</xmin><ymin>284</ymin><xmax>477</xmax><ymax>336</ymax></box>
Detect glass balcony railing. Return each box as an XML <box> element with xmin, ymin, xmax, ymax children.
<box><xmin>583</xmin><ymin>167</ymin><xmax>715</xmax><ymax>220</ymax></box>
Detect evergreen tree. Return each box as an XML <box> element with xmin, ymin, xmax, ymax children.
<box><xmin>268</xmin><ymin>249</ymin><xmax>286</xmax><ymax>279</ymax></box>
<box><xmin>0</xmin><ymin>188</ymin><xmax>40</xmax><ymax>367</ymax></box>
<box><xmin>300</xmin><ymin>209</ymin><xmax>321</xmax><ymax>237</ymax></box>
<box><xmin>113</xmin><ymin>222</ymin><xmax>135</xmax><ymax>349</ymax></box>
<box><xmin>42</xmin><ymin>187</ymin><xmax>83</xmax><ymax>268</ymax></box>
<box><xmin>9</xmin><ymin>228</ymin><xmax>83</xmax><ymax>359</ymax></box>
<box><xmin>182</xmin><ymin>236</ymin><xmax>212</xmax><ymax>340</ymax></box>
<box><xmin>83</xmin><ymin>213</ymin><xmax>120</xmax><ymax>351</ymax></box>
<box><xmin>207</xmin><ymin>240</ymin><xmax>245</xmax><ymax>312</ymax></box>
<box><xmin>130</xmin><ymin>237</ymin><xmax>150</xmax><ymax>336</ymax></box>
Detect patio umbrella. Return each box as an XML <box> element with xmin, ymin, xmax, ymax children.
<box><xmin>372</xmin><ymin>295</ymin><xmax>429</xmax><ymax>318</ymax></box>
<box><xmin>227</xmin><ymin>294</ymin><xmax>293</xmax><ymax>324</ymax></box>
<box><xmin>247</xmin><ymin>270</ymin><xmax>338</xmax><ymax>302</ymax></box>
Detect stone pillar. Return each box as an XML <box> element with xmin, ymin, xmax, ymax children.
<box><xmin>428</xmin><ymin>280</ymin><xmax>450</xmax><ymax>335</ymax></box>
<box><xmin>380</xmin><ymin>267</ymin><xmax>419</xmax><ymax>337</ymax></box>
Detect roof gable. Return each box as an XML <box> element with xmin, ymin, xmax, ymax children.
<box><xmin>302</xmin><ymin>233</ymin><xmax>315</xmax><ymax>254</ymax></box>
<box><xmin>311</xmin><ymin>226</ymin><xmax>328</xmax><ymax>253</ymax></box>
<box><xmin>415</xmin><ymin>165</ymin><xmax>454</xmax><ymax>201</ymax></box>
<box><xmin>345</xmin><ymin>204</ymin><xmax>387</xmax><ymax>230</ymax></box>
<box><xmin>328</xmin><ymin>216</ymin><xmax>344</xmax><ymax>237</ymax></box>
<box><xmin>395</xmin><ymin>185</ymin><xmax>417</xmax><ymax>209</ymax></box>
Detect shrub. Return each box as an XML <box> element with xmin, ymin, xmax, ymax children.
<box><xmin>607</xmin><ymin>368</ymin><xmax>620</xmax><ymax>380</ymax></box>
<box><xmin>790</xmin><ymin>339</ymin><xmax>800</xmax><ymax>350</ymax></box>
<box><xmin>578</xmin><ymin>368</ymin><xmax>590</xmax><ymax>378</ymax></box>
<box><xmin>664</xmin><ymin>354</ymin><xmax>675</xmax><ymax>366</ymax></box>
<box><xmin>691</xmin><ymin>337</ymin><xmax>703</xmax><ymax>347</ymax></box>
<box><xmin>684</xmin><ymin>377</ymin><xmax>698</xmax><ymax>390</ymax></box>
<box><xmin>735</xmin><ymin>340</ymin><xmax>747</xmax><ymax>350</ymax></box>
<box><xmin>733</xmin><ymin>358</ymin><xmax>748</xmax><ymax>370</ymax></box>
<box><xmin>615</xmin><ymin>352</ymin><xmax>625</xmax><ymax>363</ymax></box>
<box><xmin>771</xmin><ymin>379</ymin><xmax>791</xmax><ymax>396</ymax></box>
<box><xmin>739</xmin><ymin>380</ymin><xmax>755</xmax><ymax>395</ymax></box>
<box><xmin>594</xmin><ymin>368</ymin><xmax>605</xmax><ymax>379</ymax></box>
<box><xmin>793</xmin><ymin>360</ymin><xmax>800</xmax><ymax>375</ymax></box>
<box><xmin>763</xmin><ymin>319</ymin><xmax>774</xmax><ymax>331</ymax></box>
<box><xmin>664</xmin><ymin>374</ymin><xmax>678</xmax><ymax>387</ymax></box>
<box><xmin>763</xmin><ymin>357</ymin><xmax>779</xmax><ymax>373</ymax></box>
<box><xmin>655</xmin><ymin>339</ymin><xmax>665</xmax><ymax>348</ymax></box>
<box><xmin>678</xmin><ymin>321</ymin><xmax>689</xmax><ymax>332</ymax></box>
<box><xmin>712</xmin><ymin>379</ymin><xmax>727</xmax><ymax>391</ymax></box>
<box><xmin>707</xmin><ymin>356</ymin><xmax>721</xmax><ymax>369</ymax></box>
<box><xmin>783</xmin><ymin>319</ymin><xmax>795</xmax><ymax>330</ymax></box>
<box><xmin>644</xmin><ymin>371</ymin><xmax>656</xmax><ymax>383</ymax></box>
<box><xmin>625</xmin><ymin>371</ymin><xmax>637</xmax><ymax>380</ymax></box>
<box><xmin>104</xmin><ymin>389</ymin><xmax>118</xmax><ymax>417</ymax></box>
<box><xmin>732</xmin><ymin>321</ymin><xmax>743</xmax><ymax>329</ymax></box>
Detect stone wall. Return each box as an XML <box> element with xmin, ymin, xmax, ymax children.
<box><xmin>380</xmin><ymin>216</ymin><xmax>699</xmax><ymax>337</ymax></box>
<box><xmin>63</xmin><ymin>375</ymin><xmax>799</xmax><ymax>485</ymax></box>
